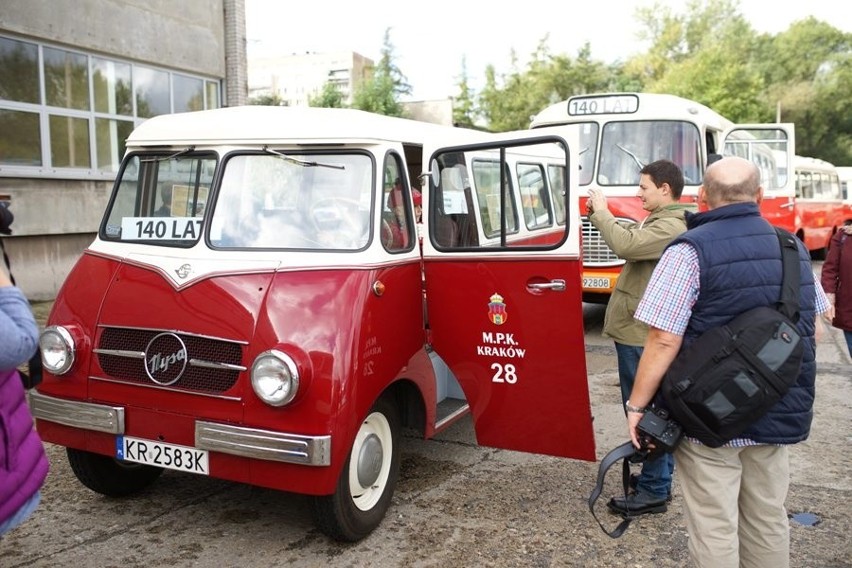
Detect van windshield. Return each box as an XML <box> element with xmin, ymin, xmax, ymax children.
<box><xmin>209</xmin><ymin>152</ymin><xmax>372</xmax><ymax>250</ymax></box>
<box><xmin>102</xmin><ymin>151</ymin><xmax>374</xmax><ymax>251</ymax></box>
<box><xmin>102</xmin><ymin>152</ymin><xmax>216</xmax><ymax>246</ymax></box>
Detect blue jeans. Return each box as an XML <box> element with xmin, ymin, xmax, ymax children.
<box><xmin>615</xmin><ymin>342</ymin><xmax>674</xmax><ymax>500</ymax></box>
<box><xmin>844</xmin><ymin>330</ymin><xmax>852</xmax><ymax>358</ymax></box>
<box><xmin>0</xmin><ymin>491</ymin><xmax>40</xmax><ymax>537</ymax></box>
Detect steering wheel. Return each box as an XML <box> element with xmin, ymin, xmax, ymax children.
<box><xmin>309</xmin><ymin>197</ymin><xmax>364</xmax><ymax>231</ymax></box>
<box><xmin>308</xmin><ymin>197</ymin><xmax>368</xmax><ymax>248</ymax></box>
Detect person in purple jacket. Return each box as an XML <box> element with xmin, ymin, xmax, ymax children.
<box><xmin>0</xmin><ymin>262</ymin><xmax>49</xmax><ymax>537</ymax></box>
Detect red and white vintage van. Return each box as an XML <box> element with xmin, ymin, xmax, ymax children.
<box><xmin>30</xmin><ymin>106</ymin><xmax>594</xmax><ymax>541</ymax></box>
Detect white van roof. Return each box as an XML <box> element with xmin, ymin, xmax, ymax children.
<box><xmin>127</xmin><ymin>106</ymin><xmax>490</xmax><ymax>147</ymax></box>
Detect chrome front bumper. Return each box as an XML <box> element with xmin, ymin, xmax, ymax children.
<box><xmin>28</xmin><ymin>391</ymin><xmax>331</xmax><ymax>466</ymax></box>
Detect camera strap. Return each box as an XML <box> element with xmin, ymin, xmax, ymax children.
<box><xmin>588</xmin><ymin>441</ymin><xmax>643</xmax><ymax>538</ymax></box>
<box><xmin>0</xmin><ymin>238</ymin><xmax>43</xmax><ymax>389</ymax></box>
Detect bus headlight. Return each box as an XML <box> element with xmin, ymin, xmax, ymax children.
<box><xmin>40</xmin><ymin>326</ymin><xmax>76</xmax><ymax>375</ymax></box>
<box><xmin>251</xmin><ymin>349</ymin><xmax>300</xmax><ymax>407</ymax></box>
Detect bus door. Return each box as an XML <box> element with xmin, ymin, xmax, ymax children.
<box><xmin>723</xmin><ymin>124</ymin><xmax>796</xmax><ymax>232</ymax></box>
<box><xmin>421</xmin><ymin>134</ymin><xmax>596</xmax><ymax>462</ymax></box>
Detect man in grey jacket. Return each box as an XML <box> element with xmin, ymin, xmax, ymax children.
<box><xmin>587</xmin><ymin>159</ymin><xmax>695</xmax><ymax>516</ymax></box>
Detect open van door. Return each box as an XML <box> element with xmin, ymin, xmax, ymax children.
<box><xmin>723</xmin><ymin>124</ymin><xmax>796</xmax><ymax>231</ymax></box>
<box><xmin>421</xmin><ymin>134</ymin><xmax>596</xmax><ymax>461</ymax></box>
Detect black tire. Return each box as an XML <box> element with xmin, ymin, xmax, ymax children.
<box><xmin>313</xmin><ymin>396</ymin><xmax>401</xmax><ymax>542</ymax></box>
<box><xmin>66</xmin><ymin>448</ymin><xmax>163</xmax><ymax>497</ymax></box>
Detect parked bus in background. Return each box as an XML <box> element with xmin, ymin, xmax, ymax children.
<box><xmin>785</xmin><ymin>155</ymin><xmax>844</xmax><ymax>258</ymax></box>
<box><xmin>28</xmin><ymin>106</ymin><xmax>593</xmax><ymax>542</ymax></box>
<box><xmin>838</xmin><ymin>166</ymin><xmax>852</xmax><ymax>221</ymax></box>
<box><xmin>530</xmin><ymin>92</ymin><xmax>795</xmax><ymax>303</ymax></box>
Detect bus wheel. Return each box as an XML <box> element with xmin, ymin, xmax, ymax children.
<box><xmin>313</xmin><ymin>396</ymin><xmax>401</xmax><ymax>542</ymax></box>
<box><xmin>66</xmin><ymin>448</ymin><xmax>163</xmax><ymax>497</ymax></box>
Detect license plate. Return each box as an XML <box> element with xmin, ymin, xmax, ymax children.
<box><xmin>583</xmin><ymin>277</ymin><xmax>611</xmax><ymax>290</ymax></box>
<box><xmin>117</xmin><ymin>436</ymin><xmax>209</xmax><ymax>475</ymax></box>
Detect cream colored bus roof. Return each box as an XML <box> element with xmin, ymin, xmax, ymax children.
<box><xmin>127</xmin><ymin>106</ymin><xmax>490</xmax><ymax>147</ymax></box>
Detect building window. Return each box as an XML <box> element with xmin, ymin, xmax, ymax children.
<box><xmin>92</xmin><ymin>58</ymin><xmax>132</xmax><ymax>115</ymax></box>
<box><xmin>49</xmin><ymin>114</ymin><xmax>91</xmax><ymax>168</ymax></box>
<box><xmin>44</xmin><ymin>47</ymin><xmax>90</xmax><ymax>110</ymax></box>
<box><xmin>0</xmin><ymin>37</ymin><xmax>39</xmax><ymax>103</ymax></box>
<box><xmin>174</xmin><ymin>74</ymin><xmax>204</xmax><ymax>112</ymax></box>
<box><xmin>95</xmin><ymin>118</ymin><xmax>134</xmax><ymax>173</ymax></box>
<box><xmin>134</xmin><ymin>65</ymin><xmax>171</xmax><ymax>119</ymax></box>
<box><xmin>0</xmin><ymin>34</ymin><xmax>222</xmax><ymax>178</ymax></box>
<box><xmin>0</xmin><ymin>109</ymin><xmax>41</xmax><ymax>166</ymax></box>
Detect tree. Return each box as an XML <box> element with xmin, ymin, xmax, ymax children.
<box><xmin>757</xmin><ymin>18</ymin><xmax>852</xmax><ymax>163</ymax></box>
<box><xmin>452</xmin><ymin>57</ymin><xmax>478</xmax><ymax>128</ymax></box>
<box><xmin>625</xmin><ymin>0</ymin><xmax>767</xmax><ymax>121</ymax></box>
<box><xmin>309</xmin><ymin>81</ymin><xmax>346</xmax><ymax>108</ymax></box>
<box><xmin>249</xmin><ymin>93</ymin><xmax>286</xmax><ymax>106</ymax></box>
<box><xmin>477</xmin><ymin>40</ymin><xmax>617</xmax><ymax>132</ymax></box>
<box><xmin>618</xmin><ymin>1</ymin><xmax>852</xmax><ymax>163</ymax></box>
<box><xmin>351</xmin><ymin>28</ymin><xmax>411</xmax><ymax>117</ymax></box>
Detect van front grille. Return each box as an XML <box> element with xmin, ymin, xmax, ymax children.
<box><xmin>96</xmin><ymin>326</ymin><xmax>245</xmax><ymax>394</ymax></box>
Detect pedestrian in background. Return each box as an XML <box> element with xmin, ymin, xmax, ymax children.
<box><xmin>821</xmin><ymin>220</ymin><xmax>852</xmax><ymax>357</ymax></box>
<box><xmin>625</xmin><ymin>156</ymin><xmax>829</xmax><ymax>567</ymax></box>
<box><xmin>0</xmin><ymin>256</ymin><xmax>49</xmax><ymax>537</ymax></box>
<box><xmin>586</xmin><ymin>159</ymin><xmax>695</xmax><ymax>517</ymax></box>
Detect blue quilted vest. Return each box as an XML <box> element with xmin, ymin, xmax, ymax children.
<box><xmin>669</xmin><ymin>202</ymin><xmax>817</xmax><ymax>444</ymax></box>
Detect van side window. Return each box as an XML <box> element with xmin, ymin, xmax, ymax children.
<box><xmin>471</xmin><ymin>159</ymin><xmax>518</xmax><ymax>239</ymax></box>
<box><xmin>547</xmin><ymin>164</ymin><xmax>567</xmax><ymax>225</ymax></box>
<box><xmin>517</xmin><ymin>162</ymin><xmax>552</xmax><ymax>230</ymax></box>
<box><xmin>380</xmin><ymin>154</ymin><xmax>414</xmax><ymax>251</ymax></box>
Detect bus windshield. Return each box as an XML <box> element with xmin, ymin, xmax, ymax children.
<box><xmin>598</xmin><ymin>121</ymin><xmax>702</xmax><ymax>186</ymax></box>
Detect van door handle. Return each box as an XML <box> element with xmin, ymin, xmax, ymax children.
<box><xmin>527</xmin><ymin>279</ymin><xmax>566</xmax><ymax>292</ymax></box>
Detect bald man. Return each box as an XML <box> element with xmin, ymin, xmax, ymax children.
<box><xmin>623</xmin><ymin>157</ymin><xmax>830</xmax><ymax>568</ymax></box>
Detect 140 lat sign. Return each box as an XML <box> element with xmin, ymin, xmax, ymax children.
<box><xmin>121</xmin><ymin>217</ymin><xmax>203</xmax><ymax>241</ymax></box>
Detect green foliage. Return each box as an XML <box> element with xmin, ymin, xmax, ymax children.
<box><xmin>478</xmin><ymin>40</ymin><xmax>617</xmax><ymax>132</ymax></box>
<box><xmin>452</xmin><ymin>57</ymin><xmax>478</xmax><ymax>128</ymax></box>
<box><xmin>757</xmin><ymin>18</ymin><xmax>852</xmax><ymax>163</ymax></box>
<box><xmin>462</xmin><ymin>0</ymin><xmax>851</xmax><ymax>164</ymax></box>
<box><xmin>309</xmin><ymin>82</ymin><xmax>346</xmax><ymax>108</ymax></box>
<box><xmin>351</xmin><ymin>28</ymin><xmax>411</xmax><ymax>117</ymax></box>
<box><xmin>249</xmin><ymin>93</ymin><xmax>287</xmax><ymax>106</ymax></box>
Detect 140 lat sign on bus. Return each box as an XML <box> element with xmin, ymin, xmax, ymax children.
<box><xmin>121</xmin><ymin>217</ymin><xmax>202</xmax><ymax>241</ymax></box>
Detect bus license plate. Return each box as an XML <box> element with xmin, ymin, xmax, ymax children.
<box><xmin>583</xmin><ymin>277</ymin><xmax>611</xmax><ymax>290</ymax></box>
<box><xmin>117</xmin><ymin>436</ymin><xmax>209</xmax><ymax>475</ymax></box>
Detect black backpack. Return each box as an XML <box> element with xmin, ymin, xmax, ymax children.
<box><xmin>660</xmin><ymin>227</ymin><xmax>804</xmax><ymax>447</ymax></box>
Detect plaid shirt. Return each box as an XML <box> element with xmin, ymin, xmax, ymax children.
<box><xmin>635</xmin><ymin>242</ymin><xmax>830</xmax><ymax>447</ymax></box>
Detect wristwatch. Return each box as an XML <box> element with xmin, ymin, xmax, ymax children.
<box><xmin>625</xmin><ymin>401</ymin><xmax>646</xmax><ymax>414</ymax></box>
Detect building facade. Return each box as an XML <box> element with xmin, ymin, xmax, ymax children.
<box><xmin>0</xmin><ymin>0</ymin><xmax>247</xmax><ymax>300</ymax></box>
<box><xmin>248</xmin><ymin>51</ymin><xmax>373</xmax><ymax>107</ymax></box>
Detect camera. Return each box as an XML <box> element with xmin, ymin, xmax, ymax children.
<box><xmin>0</xmin><ymin>201</ymin><xmax>13</xmax><ymax>235</ymax></box>
<box><xmin>637</xmin><ymin>407</ymin><xmax>684</xmax><ymax>455</ymax></box>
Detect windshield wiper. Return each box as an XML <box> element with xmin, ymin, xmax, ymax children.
<box><xmin>140</xmin><ymin>146</ymin><xmax>196</xmax><ymax>163</ymax></box>
<box><xmin>615</xmin><ymin>144</ymin><xmax>645</xmax><ymax>170</ymax></box>
<box><xmin>262</xmin><ymin>146</ymin><xmax>345</xmax><ymax>170</ymax></box>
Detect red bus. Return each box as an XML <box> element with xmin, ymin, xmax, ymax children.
<box><xmin>531</xmin><ymin>92</ymin><xmax>796</xmax><ymax>303</ymax></box>
<box><xmin>787</xmin><ymin>155</ymin><xmax>845</xmax><ymax>257</ymax></box>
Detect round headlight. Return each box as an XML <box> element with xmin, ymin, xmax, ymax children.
<box><xmin>251</xmin><ymin>349</ymin><xmax>300</xmax><ymax>407</ymax></box>
<box><xmin>40</xmin><ymin>326</ymin><xmax>75</xmax><ymax>375</ymax></box>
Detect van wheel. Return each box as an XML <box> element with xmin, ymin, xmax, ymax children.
<box><xmin>67</xmin><ymin>448</ymin><xmax>163</xmax><ymax>497</ymax></box>
<box><xmin>313</xmin><ymin>396</ymin><xmax>401</xmax><ymax>541</ymax></box>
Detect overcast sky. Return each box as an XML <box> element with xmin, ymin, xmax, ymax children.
<box><xmin>246</xmin><ymin>0</ymin><xmax>851</xmax><ymax>101</ymax></box>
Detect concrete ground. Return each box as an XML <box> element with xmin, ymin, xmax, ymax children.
<box><xmin>2</xmin><ymin>286</ymin><xmax>850</xmax><ymax>567</ymax></box>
